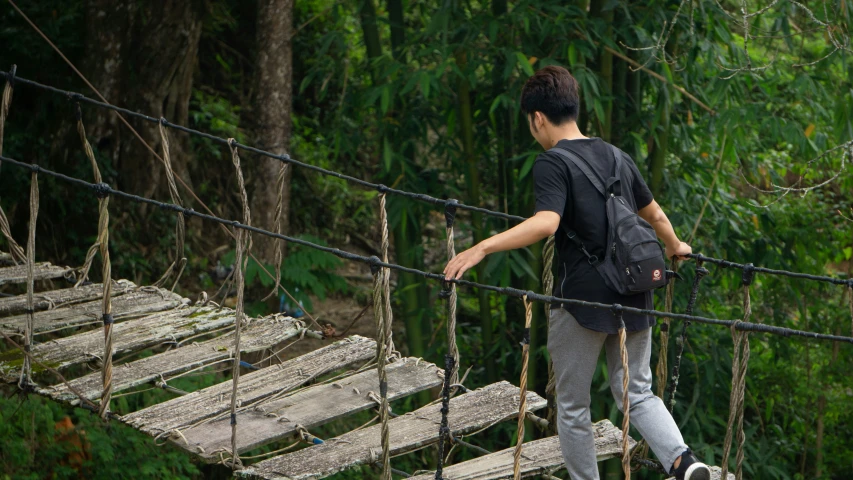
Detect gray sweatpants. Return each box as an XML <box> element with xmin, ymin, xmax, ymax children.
<box><xmin>547</xmin><ymin>308</ymin><xmax>687</xmax><ymax>479</ymax></box>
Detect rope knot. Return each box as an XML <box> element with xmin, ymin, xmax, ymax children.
<box><xmin>367</xmin><ymin>256</ymin><xmax>382</xmax><ymax>276</ymax></box>
<box><xmin>278</xmin><ymin>153</ymin><xmax>291</xmax><ymax>161</ymax></box>
<box><xmin>376</xmin><ymin>184</ymin><xmax>389</xmax><ymax>194</ymax></box>
<box><xmin>227</xmin><ymin>138</ymin><xmax>238</xmax><ymax>148</ymax></box>
<box><xmin>159</xmin><ymin>117</ymin><xmax>168</xmax><ymax>126</ymax></box>
<box><xmin>695</xmin><ymin>265</ymin><xmax>710</xmax><ymax>278</ymax></box>
<box><xmin>444</xmin><ymin>199</ymin><xmax>459</xmax><ymax>228</ymax></box>
<box><xmin>741</xmin><ymin>263</ymin><xmax>755</xmax><ymax>286</ymax></box>
<box><xmin>92</xmin><ymin>182</ymin><xmax>111</xmax><ymax>199</ymax></box>
<box><xmin>611</xmin><ymin>303</ymin><xmax>624</xmax><ymax>316</ymax></box>
<box><xmin>102</xmin><ymin>313</ymin><xmax>114</xmax><ymax>325</ymax></box>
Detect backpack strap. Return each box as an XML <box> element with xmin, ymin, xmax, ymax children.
<box><xmin>550</xmin><ymin>147</ymin><xmax>606</xmax><ymax>197</ymax></box>
<box><xmin>547</xmin><ymin>146</ymin><xmax>604</xmax><ymax>265</ymax></box>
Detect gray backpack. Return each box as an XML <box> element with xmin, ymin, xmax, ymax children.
<box><xmin>550</xmin><ymin>145</ymin><xmax>668</xmax><ymax>295</ymax></box>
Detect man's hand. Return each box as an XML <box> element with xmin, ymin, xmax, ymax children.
<box><xmin>444</xmin><ymin>244</ymin><xmax>487</xmax><ymax>280</ymax></box>
<box><xmin>665</xmin><ymin>241</ymin><xmax>692</xmax><ymax>261</ymax></box>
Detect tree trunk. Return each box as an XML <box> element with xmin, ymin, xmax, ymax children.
<box><xmin>82</xmin><ymin>0</ymin><xmax>202</xmax><ymax>200</ymax></box>
<box><xmin>252</xmin><ymin>0</ymin><xmax>294</xmax><ymax>263</ymax></box>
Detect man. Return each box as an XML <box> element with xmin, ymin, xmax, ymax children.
<box><xmin>444</xmin><ymin>65</ymin><xmax>711</xmax><ymax>480</ymax></box>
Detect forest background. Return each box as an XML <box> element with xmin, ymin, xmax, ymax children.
<box><xmin>0</xmin><ymin>0</ymin><xmax>852</xmax><ymax>479</ymax></box>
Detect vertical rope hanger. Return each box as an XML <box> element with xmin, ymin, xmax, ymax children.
<box><xmin>666</xmin><ymin>261</ymin><xmax>709</xmax><ymax>413</ymax></box>
<box><xmin>541</xmin><ymin>235</ymin><xmax>557</xmax><ymax>434</ymax></box>
<box><xmin>18</xmin><ymin>170</ymin><xmax>38</xmax><ymax>388</ymax></box>
<box><xmin>612</xmin><ymin>305</ymin><xmax>632</xmax><ymax>479</ymax></box>
<box><xmin>227</xmin><ymin>139</ymin><xmax>252</xmax><ymax>469</ymax></box>
<box><xmin>434</xmin><ymin>354</ymin><xmax>455</xmax><ymax>480</ymax></box>
<box><xmin>369</xmin><ymin>256</ymin><xmax>392</xmax><ymax>480</ymax></box>
<box><xmin>0</xmin><ymin>64</ymin><xmax>26</xmax><ymax>264</ymax></box>
<box><xmin>513</xmin><ymin>294</ymin><xmax>533</xmax><ymax>480</ymax></box>
<box><xmin>655</xmin><ymin>259</ymin><xmax>679</xmax><ymax>399</ymax></box>
<box><xmin>72</xmin><ymin>106</ymin><xmax>115</xmax><ymax>418</ymax></box>
<box><xmin>262</xmin><ymin>161</ymin><xmax>289</xmax><ymax>301</ymax></box>
<box><xmin>721</xmin><ymin>265</ymin><xmax>754</xmax><ymax>480</ymax></box>
<box><xmin>377</xmin><ymin>190</ymin><xmax>397</xmax><ymax>357</ymax></box>
<box><xmin>444</xmin><ymin>199</ymin><xmax>460</xmax><ymax>385</ymax></box>
<box><xmin>152</xmin><ymin>119</ymin><xmax>187</xmax><ymax>292</ymax></box>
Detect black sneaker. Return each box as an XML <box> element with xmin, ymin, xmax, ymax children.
<box><xmin>671</xmin><ymin>449</ymin><xmax>712</xmax><ymax>480</ymax></box>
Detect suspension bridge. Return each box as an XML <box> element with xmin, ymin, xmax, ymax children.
<box><xmin>1</xmin><ymin>68</ymin><xmax>851</xmax><ymax>480</ymax></box>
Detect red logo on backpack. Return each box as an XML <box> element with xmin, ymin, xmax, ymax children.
<box><xmin>653</xmin><ymin>269</ymin><xmax>662</xmax><ymax>281</ymax></box>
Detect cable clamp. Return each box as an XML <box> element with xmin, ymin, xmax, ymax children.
<box><xmin>611</xmin><ymin>303</ymin><xmax>624</xmax><ymax>316</ymax></box>
<box><xmin>376</xmin><ymin>184</ymin><xmax>388</xmax><ymax>194</ymax></box>
<box><xmin>444</xmin><ymin>199</ymin><xmax>459</xmax><ymax>228</ymax></box>
<box><xmin>93</xmin><ymin>182</ymin><xmax>111</xmax><ymax>199</ymax></box>
<box><xmin>159</xmin><ymin>117</ymin><xmax>168</xmax><ymax>126</ymax></box>
<box><xmin>7</xmin><ymin>64</ymin><xmax>16</xmax><ymax>87</ymax></box>
<box><xmin>439</xmin><ymin>279</ymin><xmax>453</xmax><ymax>299</ymax></box>
<box><xmin>367</xmin><ymin>256</ymin><xmax>382</xmax><ymax>276</ymax></box>
<box><xmin>695</xmin><ymin>266</ymin><xmax>710</xmax><ymax>278</ymax></box>
<box><xmin>741</xmin><ymin>263</ymin><xmax>755</xmax><ymax>286</ymax></box>
<box><xmin>102</xmin><ymin>313</ymin><xmax>115</xmax><ymax>325</ymax></box>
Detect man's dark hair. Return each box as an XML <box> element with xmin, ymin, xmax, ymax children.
<box><xmin>520</xmin><ymin>65</ymin><xmax>580</xmax><ymax>126</ymax></box>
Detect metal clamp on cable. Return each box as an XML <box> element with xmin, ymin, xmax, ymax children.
<box><xmin>92</xmin><ymin>182</ymin><xmax>111</xmax><ymax>199</ymax></box>
<box><xmin>102</xmin><ymin>313</ymin><xmax>115</xmax><ymax>326</ymax></box>
<box><xmin>444</xmin><ymin>199</ymin><xmax>458</xmax><ymax>228</ymax></box>
<box><xmin>438</xmin><ymin>279</ymin><xmax>453</xmax><ymax>299</ymax></box>
<box><xmin>376</xmin><ymin>184</ymin><xmax>389</xmax><ymax>194</ymax></box>
<box><xmin>742</xmin><ymin>263</ymin><xmax>755</xmax><ymax>286</ymax></box>
<box><xmin>367</xmin><ymin>255</ymin><xmax>382</xmax><ymax>277</ymax></box>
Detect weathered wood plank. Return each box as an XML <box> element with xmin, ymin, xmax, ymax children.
<box><xmin>123</xmin><ymin>335</ymin><xmax>377</xmax><ymax>437</ymax></box>
<box><xmin>182</xmin><ymin>356</ymin><xmax>444</xmax><ymax>461</ymax></box>
<box><xmin>406</xmin><ymin>420</ymin><xmax>632</xmax><ymax>480</ymax></box>
<box><xmin>0</xmin><ymin>280</ymin><xmax>137</xmax><ymax>318</ymax></box>
<box><xmin>42</xmin><ymin>314</ymin><xmax>307</xmax><ymax>404</ymax></box>
<box><xmin>237</xmin><ymin>381</ymin><xmax>548</xmax><ymax>480</ymax></box>
<box><xmin>0</xmin><ymin>286</ymin><xmax>184</xmax><ymax>334</ymax></box>
<box><xmin>0</xmin><ymin>262</ymin><xmax>74</xmax><ymax>286</ymax></box>
<box><xmin>0</xmin><ymin>306</ymin><xmax>237</xmax><ymax>381</ymax></box>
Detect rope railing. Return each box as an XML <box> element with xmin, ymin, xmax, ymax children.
<box><xmin>2</xmin><ymin>154</ymin><xmax>851</xmax><ymax>348</ymax></box>
<box><xmin>3</xmin><ymin>71</ymin><xmax>850</xmax><ymax>291</ymax></box>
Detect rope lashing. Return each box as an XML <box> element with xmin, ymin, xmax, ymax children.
<box><xmin>74</xmin><ymin>105</ymin><xmax>106</xmax><ymax>287</ymax></box>
<box><xmin>513</xmin><ymin>294</ymin><xmax>533</xmax><ymax>480</ymax></box>
<box><xmin>613</xmin><ymin>305</ymin><xmax>632</xmax><ymax>479</ymax></box>
<box><xmin>444</xmin><ymin>199</ymin><xmax>460</xmax><ymax>385</ymax></box>
<box><xmin>3</xmin><ymin>154</ymin><xmax>853</xmax><ymax>345</ymax></box>
<box><xmin>19</xmin><ymin>170</ymin><xmax>38</xmax><ymax>389</ymax></box>
<box><xmin>227</xmin><ymin>138</ymin><xmax>252</xmax><ymax>470</ymax></box>
<box><xmin>262</xmin><ymin>159</ymin><xmax>288</xmax><ymax>301</ymax></box>
<box><xmin>542</xmin><ymin>235</ymin><xmax>557</xmax><ymax>435</ymax></box>
<box><xmin>721</xmin><ymin>264</ymin><xmax>755</xmax><ymax>480</ymax></box>
<box><xmin>435</xmin><ymin>354</ymin><xmax>455</xmax><ymax>480</ymax></box>
<box><xmin>152</xmin><ymin>118</ymin><xmax>187</xmax><ymax>292</ymax></box>
<box><xmin>0</xmin><ymin>64</ymin><xmax>26</xmax><ymax>265</ymax></box>
<box><xmin>666</xmin><ymin>262</ymin><xmax>709</xmax><ymax>413</ymax></box>
<box><xmin>369</xmin><ymin>255</ymin><xmax>392</xmax><ymax>480</ymax></box>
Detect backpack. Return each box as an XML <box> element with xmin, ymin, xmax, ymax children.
<box><xmin>550</xmin><ymin>144</ymin><xmax>668</xmax><ymax>295</ymax></box>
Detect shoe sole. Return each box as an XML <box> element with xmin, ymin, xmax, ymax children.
<box><xmin>684</xmin><ymin>463</ymin><xmax>712</xmax><ymax>480</ymax></box>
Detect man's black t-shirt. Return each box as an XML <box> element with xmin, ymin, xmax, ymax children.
<box><xmin>533</xmin><ymin>137</ymin><xmax>656</xmax><ymax>333</ymax></box>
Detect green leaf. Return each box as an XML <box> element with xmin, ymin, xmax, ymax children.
<box><xmin>844</xmin><ymin>247</ymin><xmax>852</xmax><ymax>260</ymax></box>
<box><xmin>383</xmin><ymin>139</ymin><xmax>393</xmax><ymax>171</ymax></box>
<box><xmin>515</xmin><ymin>52</ymin><xmax>535</xmax><ymax>76</ymax></box>
<box><xmin>380</xmin><ymin>87</ymin><xmax>391</xmax><ymax>115</ymax></box>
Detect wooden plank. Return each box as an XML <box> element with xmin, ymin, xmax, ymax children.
<box><xmin>406</xmin><ymin>420</ymin><xmax>632</xmax><ymax>480</ymax></box>
<box><xmin>0</xmin><ymin>262</ymin><xmax>74</xmax><ymax>286</ymax></box>
<box><xmin>41</xmin><ymin>314</ymin><xmax>308</xmax><ymax>405</ymax></box>
<box><xmin>237</xmin><ymin>381</ymin><xmax>548</xmax><ymax>480</ymax></box>
<box><xmin>0</xmin><ymin>280</ymin><xmax>137</xmax><ymax>317</ymax></box>
<box><xmin>123</xmin><ymin>335</ymin><xmax>377</xmax><ymax>437</ymax></box>
<box><xmin>0</xmin><ymin>285</ymin><xmax>183</xmax><ymax>334</ymax></box>
<box><xmin>0</xmin><ymin>305</ymin><xmax>238</xmax><ymax>381</ymax></box>
<box><xmin>181</xmin><ymin>356</ymin><xmax>444</xmax><ymax>461</ymax></box>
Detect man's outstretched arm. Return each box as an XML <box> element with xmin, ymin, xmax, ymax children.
<box><xmin>637</xmin><ymin>200</ymin><xmax>692</xmax><ymax>259</ymax></box>
<box><xmin>443</xmin><ymin>211</ymin><xmax>561</xmax><ymax>280</ymax></box>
